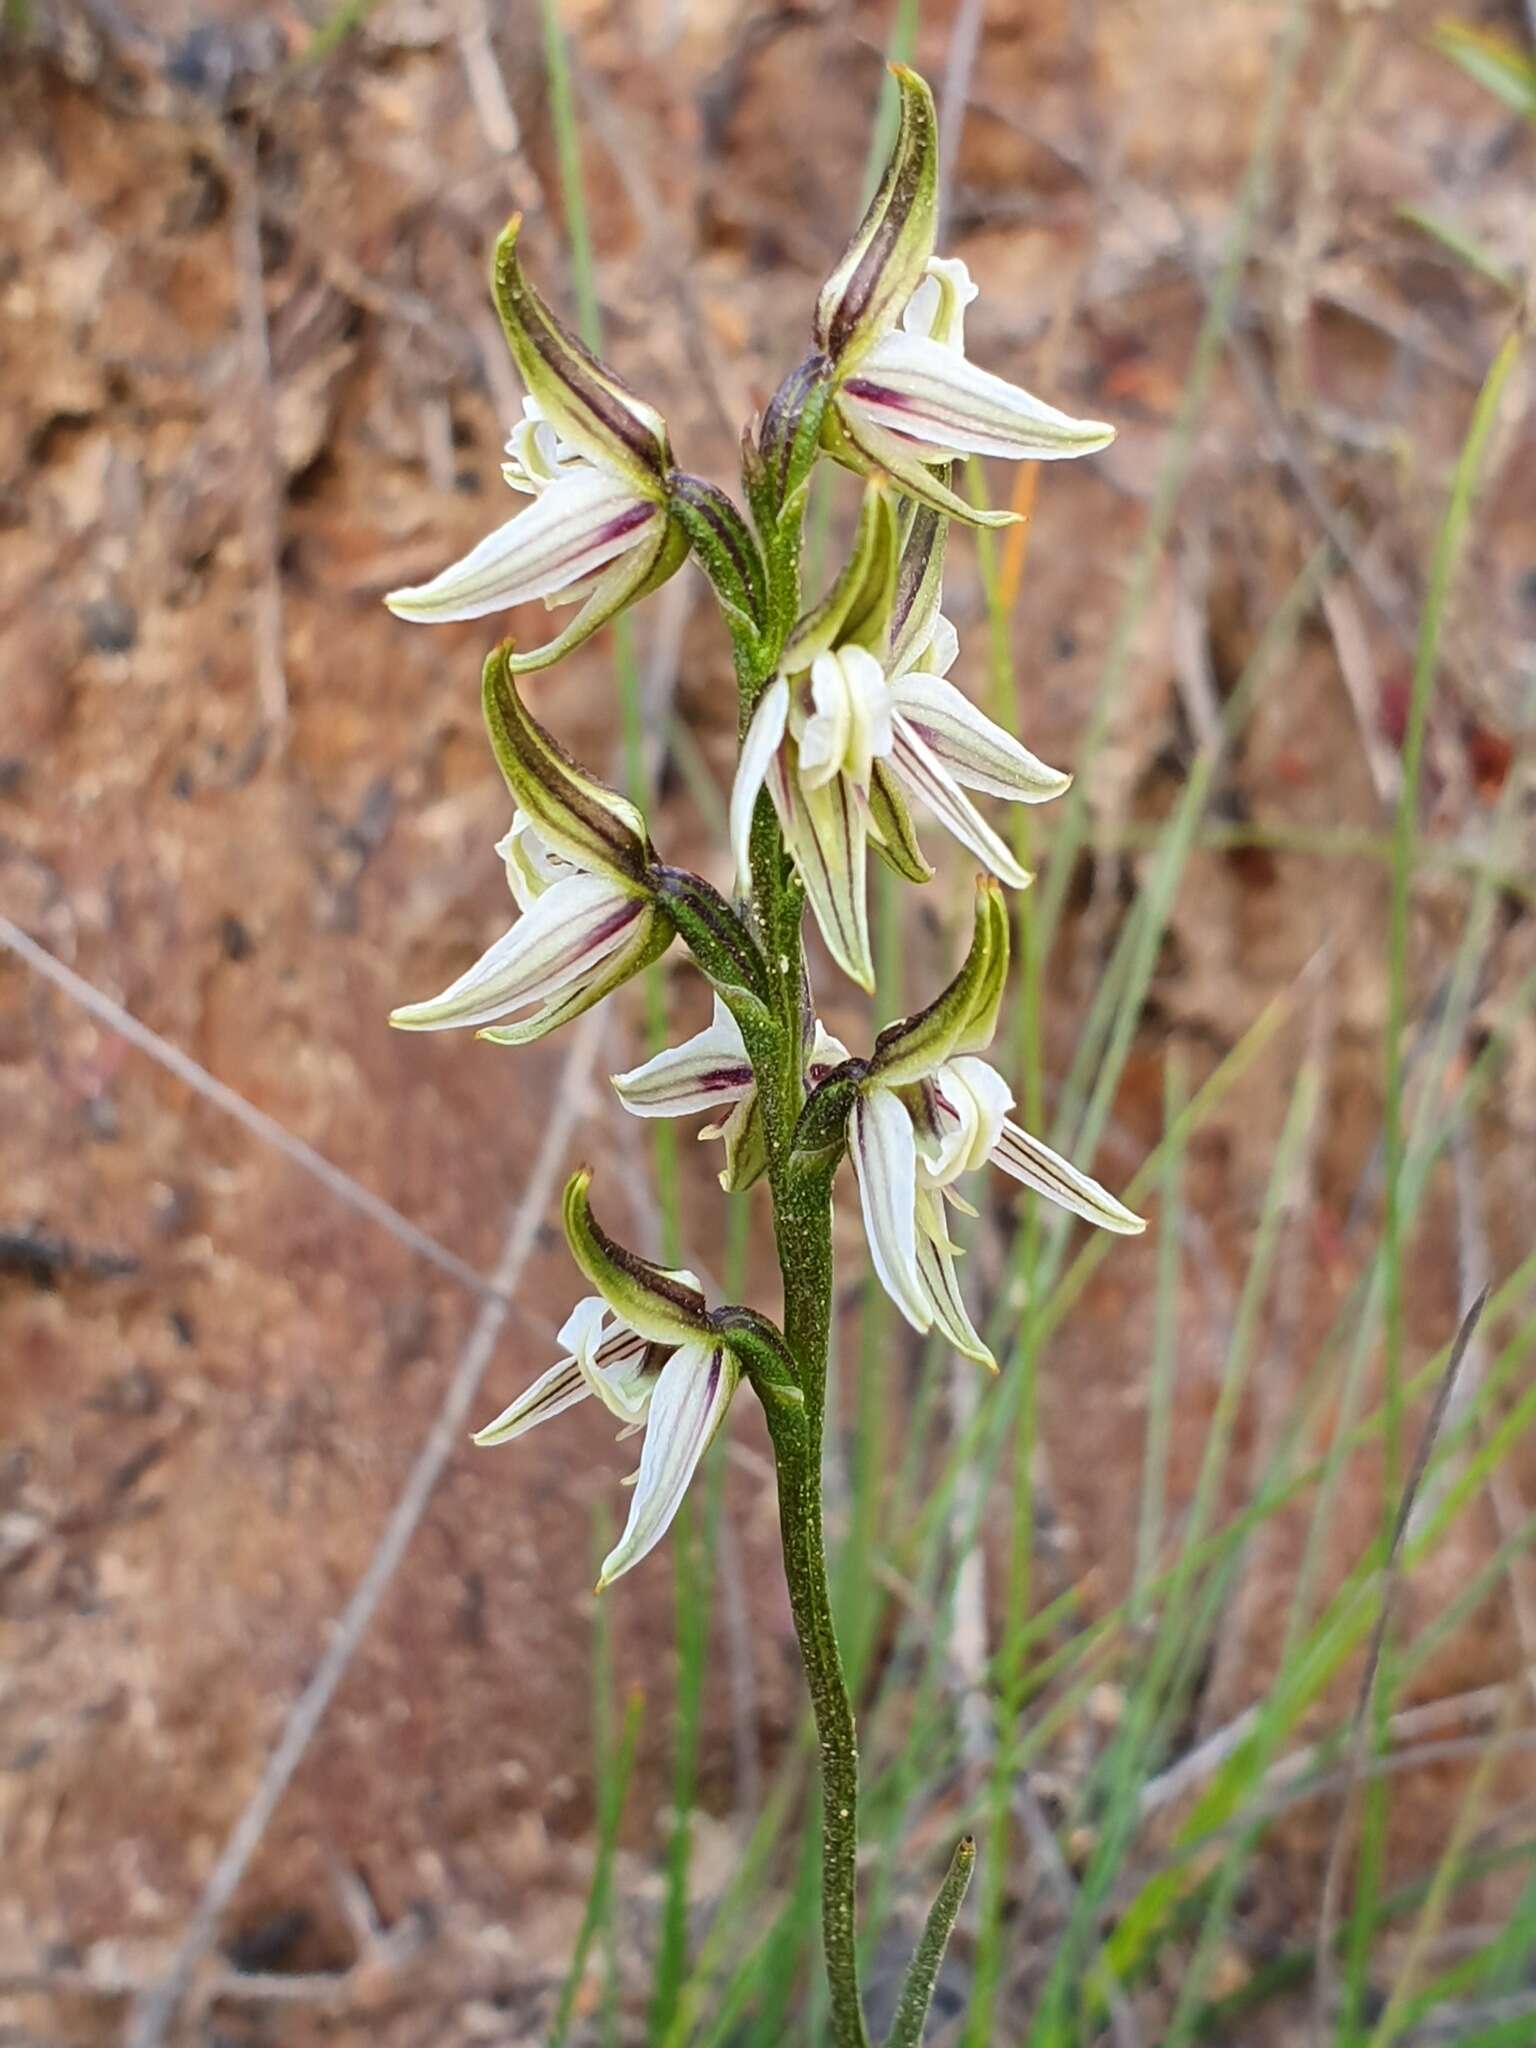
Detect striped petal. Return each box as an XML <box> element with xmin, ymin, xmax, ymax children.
<box><xmin>598</xmin><ymin>1343</ymin><xmax>738</xmax><ymax>1588</ymax></box>
<box><xmin>775</xmin><ymin>755</ymin><xmax>874</xmax><ymax>992</ymax></box>
<box><xmin>843</xmin><ymin>330</ymin><xmax>1115</xmax><ymax>463</ymax></box>
<box><xmin>890</xmin><ymin>718</ymin><xmax>1033</xmax><ymax>890</ymax></box>
<box><xmin>472</xmin><ymin>1354</ymin><xmax>591</xmax><ymax>1446</ymax></box>
<box><xmin>475</xmin><ymin>904</ymin><xmax>670</xmax><ymax>1048</ymax></box>
<box><xmin>989</xmin><ymin>1120</ymin><xmax>1146</xmax><ymax>1235</ymax></box>
<box><xmin>850</xmin><ymin>1088</ymin><xmax>931</xmax><ymax>1334</ymax></box>
<box><xmin>390</xmin><ymin>871</ymin><xmax>642</xmax><ymax>1034</ymax></box>
<box><xmin>612</xmin><ymin>998</ymin><xmax>754</xmax><ymax>1119</ymax></box>
<box><xmin>561</xmin><ymin>1296</ymin><xmax>656</xmax><ymax>1424</ymax></box>
<box><xmin>731</xmin><ymin>677</ymin><xmax>790</xmax><ymax>891</ymax></box>
<box><xmin>891</xmin><ymin>670</ymin><xmax>1070</xmax><ymax>804</ymax></box>
<box><xmin>386</xmin><ymin>467</ymin><xmax>660</xmax><ymax>624</ymax></box>
<box><xmin>914</xmin><ymin>1187</ymin><xmax>995</xmax><ymax>1369</ymax></box>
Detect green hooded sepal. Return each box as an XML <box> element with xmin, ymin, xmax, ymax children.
<box><xmin>482</xmin><ymin>646</ymin><xmax>653</xmax><ymax>894</ymax></box>
<box><xmin>491</xmin><ymin>215</ymin><xmax>670</xmax><ymax>499</ymax></box>
<box><xmin>781</xmin><ymin>481</ymin><xmax>900</xmax><ymax>674</ymax></box>
<box><xmin>868</xmin><ymin>877</ymin><xmax>1010</xmax><ymax>1088</ymax></box>
<box><xmin>562</xmin><ymin>1170</ymin><xmax>714</xmax><ymax>1347</ymax></box>
<box><xmin>813</xmin><ymin>65</ymin><xmax>938</xmax><ymax>371</ymax></box>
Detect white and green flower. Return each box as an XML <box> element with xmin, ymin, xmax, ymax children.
<box><xmin>814</xmin><ymin>68</ymin><xmax>1114</xmax><ymax>528</ymax></box>
<box><xmin>474</xmin><ymin>1297</ymin><xmax>736</xmax><ymax>1590</ymax></box>
<box><xmin>730</xmin><ymin>612</ymin><xmax>1068</xmax><ymax>992</ymax></box>
<box><xmin>386</xmin><ymin>219</ymin><xmax>686</xmax><ymax>669</ymax></box>
<box><xmin>841</xmin><ymin>880</ymin><xmax>1144</xmax><ymax>1365</ymax></box>
<box><xmin>390</xmin><ymin>650</ymin><xmax>670</xmax><ymax>1043</ymax></box>
<box><xmin>612</xmin><ymin>999</ymin><xmax>849</xmax><ymax>1191</ymax></box>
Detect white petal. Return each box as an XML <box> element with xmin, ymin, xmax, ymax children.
<box><xmin>385</xmin><ymin>469</ymin><xmax>660</xmax><ymax>623</ymax></box>
<box><xmin>890</xmin><ymin>720</ymin><xmax>1033</xmax><ymax>889</ymax></box>
<box><xmin>612</xmin><ymin>998</ymin><xmax>754</xmax><ymax>1118</ymax></box>
<box><xmin>913</xmin><ymin>1188</ymin><xmax>995</xmax><ymax>1369</ymax></box>
<box><xmin>990</xmin><ymin>1119</ymin><xmax>1147</xmax><ymax>1234</ymax></box>
<box><xmin>779</xmin><ymin>760</ymin><xmax>874</xmax><ymax>991</ymax></box>
<box><xmin>472</xmin><ymin>1355</ymin><xmax>591</xmax><ymax>1445</ymax></box>
<box><xmin>841</xmin><ymin>644</ymin><xmax>895</xmax><ymax>793</ymax></box>
<box><xmin>892</xmin><ymin>671</ymin><xmax>1070</xmax><ymax>804</ymax></box>
<box><xmin>390</xmin><ymin>871</ymin><xmax>640</xmax><ymax>1033</ymax></box>
<box><xmin>496</xmin><ymin>811</ymin><xmax>571</xmax><ymax>911</ymax></box>
<box><xmin>562</xmin><ymin>1296</ymin><xmax>655</xmax><ymax>1423</ymax></box>
<box><xmin>799</xmin><ymin>652</ymin><xmax>855</xmax><ymax>791</ymax></box>
<box><xmin>731</xmin><ymin>678</ymin><xmax>790</xmax><ymax>891</ymax></box>
<box><xmin>850</xmin><ymin>1090</ymin><xmax>932</xmax><ymax>1334</ymax></box>
<box><xmin>808</xmin><ymin>1019</ymin><xmax>852</xmax><ymax>1080</ymax></box>
<box><xmin>902</xmin><ymin>257</ymin><xmax>979</xmax><ymax>350</ymax></box>
<box><xmin>941</xmin><ymin>1057</ymin><xmax>1014</xmax><ymax>1171</ymax></box>
<box><xmin>597</xmin><ymin>1344</ymin><xmax>737</xmax><ymax>1587</ymax></box>
<box><xmin>844</xmin><ymin>330</ymin><xmax>1115</xmax><ymax>463</ymax></box>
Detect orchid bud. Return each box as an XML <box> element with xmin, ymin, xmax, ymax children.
<box><xmin>813</xmin><ymin>65</ymin><xmax>938</xmax><ymax>371</ymax></box>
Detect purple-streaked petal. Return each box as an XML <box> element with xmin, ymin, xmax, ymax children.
<box><xmin>990</xmin><ymin>1119</ymin><xmax>1146</xmax><ymax>1234</ymax></box>
<box><xmin>612</xmin><ymin>998</ymin><xmax>754</xmax><ymax>1119</ymax></box>
<box><xmin>386</xmin><ymin>468</ymin><xmax>660</xmax><ymax>624</ymax></box>
<box><xmin>891</xmin><ymin>671</ymin><xmax>1070</xmax><ymax>804</ymax></box>
<box><xmin>844</xmin><ymin>330</ymin><xmax>1115</xmax><ymax>463</ymax></box>
<box><xmin>914</xmin><ymin>1188</ymin><xmax>995</xmax><ymax>1369</ymax></box>
<box><xmin>473</xmin><ymin>1355</ymin><xmax>591</xmax><ymax>1445</ymax></box>
<box><xmin>597</xmin><ymin>1343</ymin><xmax>738</xmax><ymax>1587</ymax></box>
<box><xmin>777</xmin><ymin>759</ymin><xmax>874</xmax><ymax>992</ymax></box>
<box><xmin>390</xmin><ymin>872</ymin><xmax>641</xmax><ymax>1034</ymax></box>
<box><xmin>850</xmin><ymin>1089</ymin><xmax>931</xmax><ymax>1334</ymax></box>
<box><xmin>890</xmin><ymin>719</ymin><xmax>1033</xmax><ymax>889</ymax></box>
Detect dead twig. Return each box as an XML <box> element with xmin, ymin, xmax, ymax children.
<box><xmin>0</xmin><ymin>914</ymin><xmax>502</xmax><ymax>1303</ymax></box>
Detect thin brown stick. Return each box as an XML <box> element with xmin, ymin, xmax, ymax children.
<box><xmin>0</xmin><ymin>914</ymin><xmax>499</xmax><ymax>1303</ymax></box>
<box><xmin>121</xmin><ymin>1005</ymin><xmax>606</xmax><ymax>2048</ymax></box>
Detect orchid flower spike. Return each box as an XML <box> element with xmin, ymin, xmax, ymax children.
<box><xmin>386</xmin><ymin>218</ymin><xmax>687</xmax><ymax>668</ymax></box>
<box><xmin>731</xmin><ymin>490</ymin><xmax>1070</xmax><ymax>990</ymax></box>
<box><xmin>613</xmin><ymin>998</ymin><xmax>850</xmax><ymax>1191</ymax></box>
<box><xmin>390</xmin><ymin>648</ymin><xmax>670</xmax><ymax>1043</ymax></box>
<box><xmin>474</xmin><ymin>1171</ymin><xmax>740</xmax><ymax>1589</ymax></box>
<box><xmin>815</xmin><ymin>67</ymin><xmax>1114</xmax><ymax>527</ymax></box>
<box><xmin>843</xmin><ymin>881</ymin><xmax>1144</xmax><ymax>1364</ymax></box>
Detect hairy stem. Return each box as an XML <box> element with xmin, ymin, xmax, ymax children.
<box><xmin>772</xmin><ymin>1140</ymin><xmax>868</xmax><ymax>2047</ymax></box>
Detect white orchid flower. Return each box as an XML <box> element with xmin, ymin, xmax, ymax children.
<box><xmin>390</xmin><ymin>652</ymin><xmax>671</xmax><ymax>1044</ymax></box>
<box><xmin>831</xmin><ymin>255</ymin><xmax>1115</xmax><ymax>520</ymax></box>
<box><xmin>824</xmin><ymin>879</ymin><xmax>1145</xmax><ymax>1366</ymax></box>
<box><xmin>850</xmin><ymin>1050</ymin><xmax>1144</xmax><ymax>1367</ymax></box>
<box><xmin>386</xmin><ymin>220</ymin><xmax>685</xmax><ymax>670</ymax></box>
<box><xmin>612</xmin><ymin>999</ymin><xmax>849</xmax><ymax>1190</ymax></box>
<box><xmin>474</xmin><ymin>1168</ymin><xmax>763</xmax><ymax>1589</ymax></box>
<box><xmin>730</xmin><ymin>616</ymin><xmax>1068</xmax><ymax>991</ymax></box>
<box><xmin>813</xmin><ymin>69</ymin><xmax>1114</xmax><ymax>528</ymax></box>
<box><xmin>474</xmin><ymin>1291</ymin><xmax>737</xmax><ymax>1591</ymax></box>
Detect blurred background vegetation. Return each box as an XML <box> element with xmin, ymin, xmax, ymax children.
<box><xmin>2</xmin><ymin>1</ymin><xmax>1534</xmax><ymax>2043</ymax></box>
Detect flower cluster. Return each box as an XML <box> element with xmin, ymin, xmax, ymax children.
<box><xmin>386</xmin><ymin>67</ymin><xmax>1142</xmax><ymax>1587</ymax></box>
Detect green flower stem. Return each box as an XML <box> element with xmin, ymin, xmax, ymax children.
<box><xmin>734</xmin><ymin>492</ymin><xmax>870</xmax><ymax>2047</ymax></box>
<box><xmin>771</xmin><ymin>1157</ymin><xmax>868</xmax><ymax>2048</ymax></box>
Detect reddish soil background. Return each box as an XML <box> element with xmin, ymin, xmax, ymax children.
<box><xmin>2</xmin><ymin>1</ymin><xmax>1534</xmax><ymax>2042</ymax></box>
